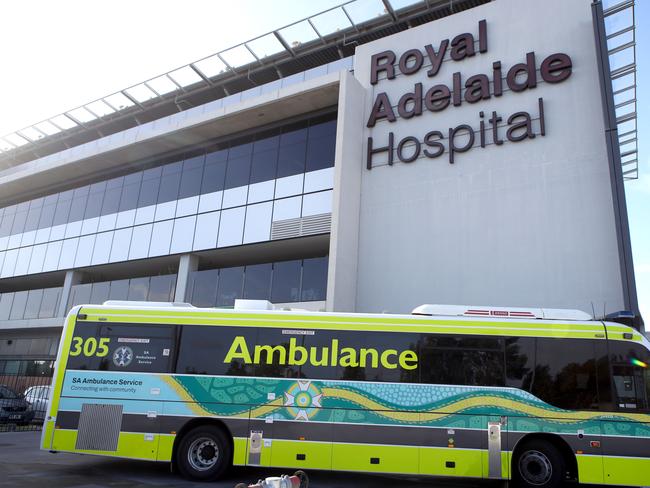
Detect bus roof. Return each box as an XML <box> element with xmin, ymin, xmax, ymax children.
<box><xmin>73</xmin><ymin>301</ymin><xmax>648</xmax><ymax>346</ymax></box>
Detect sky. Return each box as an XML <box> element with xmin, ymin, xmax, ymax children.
<box><xmin>0</xmin><ymin>0</ymin><xmax>647</xmax><ymax>321</ymax></box>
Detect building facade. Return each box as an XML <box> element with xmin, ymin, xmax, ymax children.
<box><xmin>0</xmin><ymin>0</ymin><xmax>639</xmax><ymax>375</ymax></box>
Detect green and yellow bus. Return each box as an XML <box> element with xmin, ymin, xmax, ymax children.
<box><xmin>42</xmin><ymin>300</ymin><xmax>650</xmax><ymax>487</ymax></box>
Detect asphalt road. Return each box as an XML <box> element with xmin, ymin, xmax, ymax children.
<box><xmin>0</xmin><ymin>431</ymin><xmax>643</xmax><ymax>488</ymax></box>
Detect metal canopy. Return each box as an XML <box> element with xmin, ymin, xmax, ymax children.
<box><xmin>0</xmin><ymin>0</ymin><xmax>490</xmax><ymax>168</ymax></box>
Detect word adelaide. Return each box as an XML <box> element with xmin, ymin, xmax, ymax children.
<box><xmin>366</xmin><ymin>19</ymin><xmax>573</xmax><ymax>168</ymax></box>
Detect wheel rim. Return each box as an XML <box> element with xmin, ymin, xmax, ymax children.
<box><xmin>519</xmin><ymin>449</ymin><xmax>553</xmax><ymax>486</ymax></box>
<box><xmin>187</xmin><ymin>437</ymin><xmax>219</xmax><ymax>471</ymax></box>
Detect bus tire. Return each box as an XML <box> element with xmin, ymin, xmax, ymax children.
<box><xmin>513</xmin><ymin>439</ymin><xmax>566</xmax><ymax>488</ymax></box>
<box><xmin>176</xmin><ymin>425</ymin><xmax>231</xmax><ymax>481</ymax></box>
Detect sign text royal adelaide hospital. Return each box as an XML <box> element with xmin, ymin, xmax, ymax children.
<box><xmin>329</xmin><ymin>0</ymin><xmax>631</xmax><ymax>317</ymax></box>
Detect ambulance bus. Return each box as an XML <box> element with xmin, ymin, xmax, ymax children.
<box><xmin>41</xmin><ymin>300</ymin><xmax>650</xmax><ymax>488</ymax></box>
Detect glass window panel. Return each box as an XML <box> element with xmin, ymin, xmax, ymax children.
<box><xmin>67</xmin><ymin>283</ymin><xmax>92</xmax><ymax>309</ymax></box>
<box><xmin>0</xmin><ymin>211</ymin><xmax>15</xmax><ymax>237</ymax></box>
<box><xmin>10</xmin><ymin>210</ymin><xmax>28</xmax><ymax>234</ymax></box>
<box><xmin>91</xmin><ymin>231</ymin><xmax>113</xmax><ymax>265</ymax></box>
<box><xmin>301</xmin><ymin>256</ymin><xmax>328</xmax><ymax>301</ymax></box>
<box><xmin>83</xmin><ymin>184</ymin><xmax>105</xmax><ymax>220</ymax></box>
<box><xmin>53</xmin><ymin>196</ymin><xmax>72</xmax><ymax>226</ymax></box>
<box><xmin>43</xmin><ymin>241</ymin><xmax>63</xmax><ymax>272</ymax></box>
<box><xmin>170</xmin><ymin>216</ymin><xmax>196</xmax><ymax>254</ymax></box>
<box><xmin>80</xmin><ymin>216</ymin><xmax>100</xmax><ymax>235</ymax></box>
<box><xmin>179</xmin><ymin>155</ymin><xmax>205</xmax><ymax>199</ymax></box>
<box><xmin>250</xmin><ymin>148</ymin><xmax>278</xmax><ymax>184</ymax></box>
<box><xmin>0</xmin><ymin>293</ymin><xmax>14</xmax><ymax>320</ymax></box>
<box><xmin>115</xmin><ymin>209</ymin><xmax>136</xmax><ymax>229</ymax></box>
<box><xmin>108</xmin><ymin>279</ymin><xmax>130</xmax><ymax>300</ymax></box>
<box><xmin>24</xmin><ymin>287</ymin><xmax>44</xmax><ymax>318</ymax></box>
<box><xmin>110</xmin><ymin>227</ymin><xmax>132</xmax><ymax>262</ymax></box>
<box><xmin>134</xmin><ymin>205</ymin><xmax>156</xmax><ymax>225</ymax></box>
<box><xmin>175</xmin><ymin>196</ymin><xmax>199</xmax><ymax>218</ymax></box>
<box><xmin>38</xmin><ymin>200</ymin><xmax>57</xmax><ymax>229</ymax></box>
<box><xmin>225</xmin><ymin>155</ymin><xmax>252</xmax><ymax>189</ymax></box>
<box><xmin>201</xmin><ymin>152</ymin><xmax>228</xmax><ymax>194</ymax></box>
<box><xmin>243</xmin><ymin>202</ymin><xmax>272</xmax><ymax>244</ymax></box>
<box><xmin>128</xmin><ymin>277</ymin><xmax>150</xmax><ymax>301</ymax></box>
<box><xmin>89</xmin><ymin>281</ymin><xmax>110</xmax><ymax>304</ymax></box>
<box><xmin>129</xmin><ymin>224</ymin><xmax>153</xmax><ymax>260</ymax></box>
<box><xmin>271</xmin><ymin>260</ymin><xmax>301</xmax><ymax>303</ymax></box>
<box><xmin>198</xmin><ymin>191</ymin><xmax>223</xmax><ymax>213</ymax></box>
<box><xmin>306</xmin><ymin>133</ymin><xmax>336</xmax><ymax>172</ymax></box>
<box><xmin>148</xmin><ymin>220</ymin><xmax>174</xmax><ymax>256</ymax></box>
<box><xmin>217</xmin><ymin>266</ymin><xmax>244</xmax><ymax>307</ymax></box>
<box><xmin>248</xmin><ymin>180</ymin><xmax>275</xmax><ymax>204</ymax></box>
<box><xmin>14</xmin><ymin>246</ymin><xmax>33</xmax><ymax>276</ymax></box>
<box><xmin>101</xmin><ymin>186</ymin><xmax>122</xmax><ymax>216</ymax></box>
<box><xmin>98</xmin><ymin>213</ymin><xmax>117</xmax><ymax>232</ymax></box>
<box><xmin>24</xmin><ymin>205</ymin><xmax>42</xmax><ymax>232</ymax></box>
<box><xmin>243</xmin><ymin>263</ymin><xmax>272</xmax><ymax>300</ymax></box>
<box><xmin>222</xmin><ymin>186</ymin><xmax>248</xmax><ymax>209</ymax></box>
<box><xmin>148</xmin><ymin>274</ymin><xmax>177</xmax><ymax>302</ymax></box>
<box><xmin>308</xmin><ymin>118</ymin><xmax>336</xmax><ymax>139</ymax></box>
<box><xmin>254</xmin><ymin>134</ymin><xmax>279</xmax><ymax>152</ymax></box>
<box><xmin>21</xmin><ymin>230</ymin><xmax>36</xmax><ymax>248</ymax></box>
<box><xmin>119</xmin><ymin>181</ymin><xmax>141</xmax><ymax>212</ymax></box>
<box><xmin>272</xmin><ymin>196</ymin><xmax>301</xmax><ymax>221</ymax></box>
<box><xmin>277</xmin><ymin>142</ymin><xmax>307</xmax><ymax>178</ymax></box>
<box><xmin>193</xmin><ymin>211</ymin><xmax>220</xmax><ymax>251</ymax></box>
<box><xmin>138</xmin><ymin>172</ymin><xmax>161</xmax><ymax>207</ymax></box>
<box><xmin>58</xmin><ymin>238</ymin><xmax>79</xmax><ymax>269</ymax></box>
<box><xmin>68</xmin><ymin>194</ymin><xmax>88</xmax><ymax>223</ymax></box>
<box><xmin>302</xmin><ymin>190</ymin><xmax>332</xmax><ymax>216</ymax></box>
<box><xmin>154</xmin><ymin>200</ymin><xmax>176</xmax><ymax>221</ymax></box>
<box><xmin>217</xmin><ymin>207</ymin><xmax>245</xmax><ymax>247</ymax></box>
<box><xmin>275</xmin><ymin>174</ymin><xmax>304</xmax><ymax>199</ymax></box>
<box><xmin>73</xmin><ymin>235</ymin><xmax>94</xmax><ymax>267</ymax></box>
<box><xmin>39</xmin><ymin>288</ymin><xmax>61</xmax><ymax>318</ymax></box>
<box><xmin>189</xmin><ymin>269</ymin><xmax>219</xmax><ymax>306</ymax></box>
<box><xmin>28</xmin><ymin>243</ymin><xmax>47</xmax><ymax>274</ymax></box>
<box><xmin>1</xmin><ymin>249</ymin><xmax>18</xmax><ymax>277</ymax></box>
<box><xmin>281</xmin><ymin>124</ymin><xmax>308</xmax><ymax>145</ymax></box>
<box><xmin>304</xmin><ymin>167</ymin><xmax>334</xmax><ymax>193</ymax></box>
<box><xmin>158</xmin><ymin>165</ymin><xmax>182</xmax><ymax>204</ymax></box>
<box><xmin>64</xmin><ymin>220</ymin><xmax>82</xmax><ymax>239</ymax></box>
<box><xmin>9</xmin><ymin>290</ymin><xmax>29</xmax><ymax>320</ymax></box>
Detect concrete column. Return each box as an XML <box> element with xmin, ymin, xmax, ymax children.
<box><xmin>326</xmin><ymin>71</ymin><xmax>366</xmax><ymax>312</ymax></box>
<box><xmin>57</xmin><ymin>270</ymin><xmax>84</xmax><ymax>317</ymax></box>
<box><xmin>175</xmin><ymin>254</ymin><xmax>199</xmax><ymax>302</ymax></box>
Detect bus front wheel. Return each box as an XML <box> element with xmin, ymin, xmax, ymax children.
<box><xmin>513</xmin><ymin>439</ymin><xmax>566</xmax><ymax>488</ymax></box>
<box><xmin>176</xmin><ymin>425</ymin><xmax>231</xmax><ymax>481</ymax></box>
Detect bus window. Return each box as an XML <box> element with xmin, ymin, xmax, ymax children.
<box><xmin>505</xmin><ymin>337</ymin><xmax>535</xmax><ymax>390</ymax></box>
<box><xmin>609</xmin><ymin>341</ymin><xmax>650</xmax><ymax>411</ymax></box>
<box><xmin>66</xmin><ymin>322</ymin><xmax>176</xmax><ymax>373</ymax></box>
<box><xmin>531</xmin><ymin>338</ymin><xmax>600</xmax><ymax>410</ymax></box>
<box><xmin>175</xmin><ymin>325</ymin><xmax>256</xmax><ymax>376</ymax></box>
<box><xmin>419</xmin><ymin>335</ymin><xmax>505</xmax><ymax>387</ymax></box>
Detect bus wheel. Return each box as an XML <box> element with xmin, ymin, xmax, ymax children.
<box><xmin>176</xmin><ymin>425</ymin><xmax>231</xmax><ymax>481</ymax></box>
<box><xmin>514</xmin><ymin>439</ymin><xmax>566</xmax><ymax>488</ymax></box>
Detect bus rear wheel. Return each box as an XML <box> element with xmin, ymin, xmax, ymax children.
<box><xmin>176</xmin><ymin>425</ymin><xmax>231</xmax><ymax>481</ymax></box>
<box><xmin>514</xmin><ymin>439</ymin><xmax>566</xmax><ymax>488</ymax></box>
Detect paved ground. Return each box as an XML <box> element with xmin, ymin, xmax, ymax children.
<box><xmin>0</xmin><ymin>432</ymin><xmax>642</xmax><ymax>488</ymax></box>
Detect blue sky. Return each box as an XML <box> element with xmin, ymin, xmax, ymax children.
<box><xmin>0</xmin><ymin>0</ymin><xmax>646</xmax><ymax>321</ymax></box>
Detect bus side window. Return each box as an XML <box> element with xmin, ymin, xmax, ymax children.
<box><xmin>175</xmin><ymin>325</ymin><xmax>256</xmax><ymax>376</ymax></box>
<box><xmin>609</xmin><ymin>341</ymin><xmax>650</xmax><ymax>412</ymax></box>
<box><xmin>531</xmin><ymin>338</ymin><xmax>600</xmax><ymax>410</ymax></box>
<box><xmin>419</xmin><ymin>334</ymin><xmax>505</xmax><ymax>387</ymax></box>
<box><xmin>505</xmin><ymin>337</ymin><xmax>535</xmax><ymax>390</ymax></box>
<box><xmin>66</xmin><ymin>322</ymin><xmax>176</xmax><ymax>373</ymax></box>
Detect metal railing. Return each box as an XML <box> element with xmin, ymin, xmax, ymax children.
<box><xmin>0</xmin><ymin>369</ymin><xmax>52</xmax><ymax>432</ymax></box>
